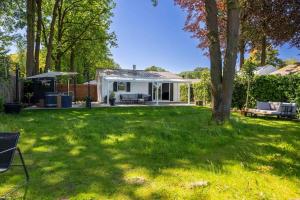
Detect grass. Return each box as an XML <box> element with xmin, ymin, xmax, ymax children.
<box><xmin>0</xmin><ymin>106</ymin><xmax>299</xmax><ymax>200</ymax></box>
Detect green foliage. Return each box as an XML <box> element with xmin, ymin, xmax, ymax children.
<box><xmin>0</xmin><ymin>96</ymin><xmax>3</xmax><ymax>112</ymax></box>
<box><xmin>180</xmin><ymin>84</ymin><xmax>193</xmax><ymax>102</ymax></box>
<box><xmin>248</xmin><ymin>47</ymin><xmax>284</xmax><ymax>67</ymax></box>
<box><xmin>180</xmin><ymin>69</ymin><xmax>211</xmax><ymax>104</ymax></box>
<box><xmin>144</xmin><ymin>66</ymin><xmax>167</xmax><ymax>72</ymax></box>
<box><xmin>232</xmin><ymin>74</ymin><xmax>300</xmax><ymax>109</ymax></box>
<box><xmin>284</xmin><ymin>58</ymin><xmax>299</xmax><ymax>66</ymax></box>
<box><xmin>179</xmin><ymin>67</ymin><xmax>209</xmax><ymax>79</ymax></box>
<box><xmin>232</xmin><ymin>77</ymin><xmax>248</xmax><ymax>109</ymax></box>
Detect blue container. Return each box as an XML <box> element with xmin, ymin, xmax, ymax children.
<box><xmin>61</xmin><ymin>95</ymin><xmax>72</xmax><ymax>108</ymax></box>
<box><xmin>44</xmin><ymin>93</ymin><xmax>57</xmax><ymax>107</ymax></box>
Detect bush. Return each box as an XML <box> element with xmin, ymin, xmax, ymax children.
<box><xmin>180</xmin><ymin>69</ymin><xmax>210</xmax><ymax>104</ymax></box>
<box><xmin>180</xmin><ymin>84</ymin><xmax>194</xmax><ymax>102</ymax></box>
<box><xmin>232</xmin><ymin>74</ymin><xmax>300</xmax><ymax>109</ymax></box>
<box><xmin>0</xmin><ymin>96</ymin><xmax>3</xmax><ymax>112</ymax></box>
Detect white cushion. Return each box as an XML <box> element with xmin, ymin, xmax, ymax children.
<box><xmin>269</xmin><ymin>102</ymin><xmax>281</xmax><ymax>111</ymax></box>
<box><xmin>257</xmin><ymin>102</ymin><xmax>271</xmax><ymax>110</ymax></box>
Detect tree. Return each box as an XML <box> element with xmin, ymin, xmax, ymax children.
<box><xmin>176</xmin><ymin>0</ymin><xmax>240</xmax><ymax>122</ymax></box>
<box><xmin>284</xmin><ymin>58</ymin><xmax>299</xmax><ymax>66</ymax></box>
<box><xmin>44</xmin><ymin>0</ymin><xmax>61</xmax><ymax>71</ymax></box>
<box><xmin>248</xmin><ymin>47</ymin><xmax>284</xmax><ymax>67</ymax></box>
<box><xmin>240</xmin><ymin>60</ymin><xmax>256</xmax><ymax>109</ymax></box>
<box><xmin>26</xmin><ymin>0</ymin><xmax>35</xmax><ymax>76</ymax></box>
<box><xmin>34</xmin><ymin>0</ymin><xmax>42</xmax><ymax>74</ymax></box>
<box><xmin>243</xmin><ymin>0</ymin><xmax>300</xmax><ymax>65</ymax></box>
<box><xmin>145</xmin><ymin>66</ymin><xmax>167</xmax><ymax>72</ymax></box>
<box><xmin>179</xmin><ymin>67</ymin><xmax>208</xmax><ymax>79</ymax></box>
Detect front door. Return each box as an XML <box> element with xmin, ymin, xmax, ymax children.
<box><xmin>161</xmin><ymin>83</ymin><xmax>170</xmax><ymax>100</ymax></box>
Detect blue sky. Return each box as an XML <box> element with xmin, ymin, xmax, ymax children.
<box><xmin>110</xmin><ymin>0</ymin><xmax>300</xmax><ymax>73</ymax></box>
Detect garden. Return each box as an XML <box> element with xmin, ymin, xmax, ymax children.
<box><xmin>0</xmin><ymin>107</ymin><xmax>299</xmax><ymax>199</ymax></box>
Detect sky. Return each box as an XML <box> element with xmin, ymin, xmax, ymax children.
<box><xmin>110</xmin><ymin>0</ymin><xmax>300</xmax><ymax>73</ymax></box>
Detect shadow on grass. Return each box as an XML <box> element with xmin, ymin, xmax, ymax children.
<box><xmin>0</xmin><ymin>106</ymin><xmax>299</xmax><ymax>199</ymax></box>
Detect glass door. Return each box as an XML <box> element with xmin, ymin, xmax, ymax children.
<box><xmin>162</xmin><ymin>83</ymin><xmax>170</xmax><ymax>101</ymax></box>
<box><xmin>152</xmin><ymin>83</ymin><xmax>171</xmax><ymax>101</ymax></box>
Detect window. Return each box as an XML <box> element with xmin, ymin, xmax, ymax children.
<box><xmin>118</xmin><ymin>82</ymin><xmax>126</xmax><ymax>91</ymax></box>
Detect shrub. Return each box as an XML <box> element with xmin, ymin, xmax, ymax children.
<box><xmin>0</xmin><ymin>96</ymin><xmax>3</xmax><ymax>112</ymax></box>
<box><xmin>232</xmin><ymin>74</ymin><xmax>300</xmax><ymax>109</ymax></box>
<box><xmin>180</xmin><ymin>69</ymin><xmax>211</xmax><ymax>104</ymax></box>
<box><xmin>180</xmin><ymin>84</ymin><xmax>194</xmax><ymax>102</ymax></box>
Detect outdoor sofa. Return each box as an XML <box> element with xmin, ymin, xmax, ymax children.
<box><xmin>120</xmin><ymin>94</ymin><xmax>151</xmax><ymax>104</ymax></box>
<box><xmin>246</xmin><ymin>101</ymin><xmax>297</xmax><ymax>118</ymax></box>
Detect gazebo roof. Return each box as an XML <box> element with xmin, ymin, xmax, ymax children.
<box><xmin>26</xmin><ymin>71</ymin><xmax>78</xmax><ymax>79</ymax></box>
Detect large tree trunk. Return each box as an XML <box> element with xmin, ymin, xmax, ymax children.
<box><xmin>239</xmin><ymin>39</ymin><xmax>245</xmax><ymax>69</ymax></box>
<box><xmin>55</xmin><ymin>0</ymin><xmax>64</xmax><ymax>71</ymax></box>
<box><xmin>222</xmin><ymin>0</ymin><xmax>240</xmax><ymax>120</ymax></box>
<box><xmin>261</xmin><ymin>35</ymin><xmax>267</xmax><ymax>66</ymax></box>
<box><xmin>34</xmin><ymin>0</ymin><xmax>42</xmax><ymax>75</ymax></box>
<box><xmin>70</xmin><ymin>48</ymin><xmax>75</xmax><ymax>72</ymax></box>
<box><xmin>26</xmin><ymin>0</ymin><xmax>35</xmax><ymax>77</ymax></box>
<box><xmin>204</xmin><ymin>0</ymin><xmax>223</xmax><ymax>122</ymax></box>
<box><xmin>45</xmin><ymin>0</ymin><xmax>61</xmax><ymax>71</ymax></box>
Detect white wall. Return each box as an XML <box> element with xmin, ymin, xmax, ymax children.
<box><xmin>101</xmin><ymin>79</ymin><xmax>148</xmax><ymax>102</ymax></box>
<box><xmin>99</xmin><ymin>79</ymin><xmax>183</xmax><ymax>103</ymax></box>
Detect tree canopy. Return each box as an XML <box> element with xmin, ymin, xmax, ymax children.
<box><xmin>144</xmin><ymin>66</ymin><xmax>167</xmax><ymax>72</ymax></box>
<box><xmin>0</xmin><ymin>0</ymin><xmax>118</xmax><ymax>81</ymax></box>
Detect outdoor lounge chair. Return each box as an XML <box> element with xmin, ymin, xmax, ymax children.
<box><xmin>246</xmin><ymin>101</ymin><xmax>297</xmax><ymax>118</ymax></box>
<box><xmin>0</xmin><ymin>132</ymin><xmax>29</xmax><ymax>198</ymax></box>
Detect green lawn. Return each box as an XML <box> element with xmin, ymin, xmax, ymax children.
<box><xmin>0</xmin><ymin>106</ymin><xmax>299</xmax><ymax>200</ymax></box>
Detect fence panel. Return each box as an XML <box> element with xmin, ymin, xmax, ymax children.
<box><xmin>56</xmin><ymin>84</ymin><xmax>97</xmax><ymax>101</ymax></box>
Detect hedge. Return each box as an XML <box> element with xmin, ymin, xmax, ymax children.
<box><xmin>232</xmin><ymin>74</ymin><xmax>300</xmax><ymax>109</ymax></box>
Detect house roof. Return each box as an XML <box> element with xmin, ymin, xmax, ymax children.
<box><xmin>96</xmin><ymin>69</ymin><xmax>192</xmax><ymax>83</ymax></box>
<box><xmin>270</xmin><ymin>64</ymin><xmax>300</xmax><ymax>76</ymax></box>
<box><xmin>254</xmin><ymin>65</ymin><xmax>277</xmax><ymax>76</ymax></box>
<box><xmin>26</xmin><ymin>71</ymin><xmax>78</xmax><ymax>79</ymax></box>
<box><xmin>97</xmin><ymin>69</ymin><xmax>182</xmax><ymax>79</ymax></box>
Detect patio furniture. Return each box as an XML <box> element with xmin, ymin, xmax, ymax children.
<box><xmin>0</xmin><ymin>132</ymin><xmax>29</xmax><ymax>198</ymax></box>
<box><xmin>120</xmin><ymin>94</ymin><xmax>150</xmax><ymax>104</ymax></box>
<box><xmin>246</xmin><ymin>101</ymin><xmax>297</xmax><ymax>118</ymax></box>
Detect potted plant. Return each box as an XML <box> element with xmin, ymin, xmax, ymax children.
<box><xmin>109</xmin><ymin>92</ymin><xmax>116</xmax><ymax>106</ymax></box>
<box><xmin>4</xmin><ymin>102</ymin><xmax>22</xmax><ymax>114</ymax></box>
<box><xmin>85</xmin><ymin>96</ymin><xmax>92</xmax><ymax>108</ymax></box>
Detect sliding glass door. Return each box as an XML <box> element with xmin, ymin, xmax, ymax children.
<box><xmin>152</xmin><ymin>83</ymin><xmax>173</xmax><ymax>101</ymax></box>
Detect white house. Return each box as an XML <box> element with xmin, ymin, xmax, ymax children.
<box><xmin>95</xmin><ymin>68</ymin><xmax>192</xmax><ymax>105</ymax></box>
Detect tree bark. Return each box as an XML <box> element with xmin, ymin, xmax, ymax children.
<box><xmin>26</xmin><ymin>0</ymin><xmax>35</xmax><ymax>77</ymax></box>
<box><xmin>55</xmin><ymin>0</ymin><xmax>64</xmax><ymax>71</ymax></box>
<box><xmin>45</xmin><ymin>0</ymin><xmax>61</xmax><ymax>71</ymax></box>
<box><xmin>204</xmin><ymin>0</ymin><xmax>223</xmax><ymax>122</ymax></box>
<box><xmin>261</xmin><ymin>35</ymin><xmax>267</xmax><ymax>66</ymax></box>
<box><xmin>222</xmin><ymin>0</ymin><xmax>240</xmax><ymax>120</ymax></box>
<box><xmin>239</xmin><ymin>39</ymin><xmax>245</xmax><ymax>69</ymax></box>
<box><xmin>70</xmin><ymin>48</ymin><xmax>75</xmax><ymax>72</ymax></box>
<box><xmin>34</xmin><ymin>0</ymin><xmax>42</xmax><ymax>75</ymax></box>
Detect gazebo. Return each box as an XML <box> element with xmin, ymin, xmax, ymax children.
<box><xmin>26</xmin><ymin>71</ymin><xmax>78</xmax><ymax>107</ymax></box>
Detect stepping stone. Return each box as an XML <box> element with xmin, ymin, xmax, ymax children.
<box><xmin>126</xmin><ymin>176</ymin><xmax>146</xmax><ymax>185</ymax></box>
<box><xmin>189</xmin><ymin>180</ymin><xmax>209</xmax><ymax>188</ymax></box>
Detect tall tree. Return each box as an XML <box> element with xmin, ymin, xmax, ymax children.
<box><xmin>26</xmin><ymin>0</ymin><xmax>35</xmax><ymax>76</ymax></box>
<box><xmin>44</xmin><ymin>0</ymin><xmax>61</xmax><ymax>71</ymax></box>
<box><xmin>176</xmin><ymin>0</ymin><xmax>240</xmax><ymax>122</ymax></box>
<box><xmin>34</xmin><ymin>0</ymin><xmax>42</xmax><ymax>74</ymax></box>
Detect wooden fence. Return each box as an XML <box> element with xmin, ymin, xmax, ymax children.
<box><xmin>0</xmin><ymin>76</ymin><xmax>22</xmax><ymax>103</ymax></box>
<box><xmin>56</xmin><ymin>84</ymin><xmax>97</xmax><ymax>101</ymax></box>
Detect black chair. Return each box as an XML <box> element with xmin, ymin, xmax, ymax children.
<box><xmin>0</xmin><ymin>132</ymin><xmax>29</xmax><ymax>198</ymax></box>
